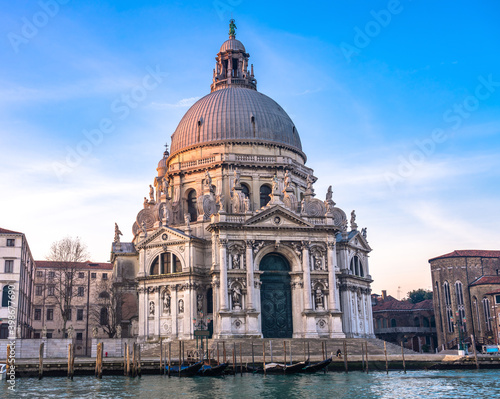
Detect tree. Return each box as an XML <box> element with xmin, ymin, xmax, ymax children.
<box><xmin>407</xmin><ymin>289</ymin><xmax>433</xmax><ymax>304</ymax></box>
<box><xmin>46</xmin><ymin>236</ymin><xmax>90</xmax><ymax>336</ymax></box>
<box><xmin>89</xmin><ymin>279</ymin><xmax>122</xmax><ymax>338</ymax></box>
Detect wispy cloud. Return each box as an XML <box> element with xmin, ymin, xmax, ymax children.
<box><xmin>150</xmin><ymin>97</ymin><xmax>201</xmax><ymax>109</ymax></box>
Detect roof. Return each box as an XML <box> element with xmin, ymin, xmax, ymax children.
<box><xmin>429</xmin><ymin>250</ymin><xmax>500</xmax><ymax>262</ymax></box>
<box><xmin>470</xmin><ymin>275</ymin><xmax>500</xmax><ymax>286</ymax></box>
<box><xmin>485</xmin><ymin>288</ymin><xmax>500</xmax><ymax>295</ymax></box>
<box><xmin>35</xmin><ymin>260</ymin><xmax>113</xmax><ymax>270</ymax></box>
<box><xmin>0</xmin><ymin>227</ymin><xmax>23</xmax><ymax>235</ymax></box>
<box><xmin>112</xmin><ymin>242</ymin><xmax>136</xmax><ymax>254</ymax></box>
<box><xmin>170</xmin><ymin>87</ymin><xmax>303</xmax><ymax>156</ymax></box>
<box><xmin>372</xmin><ymin>297</ymin><xmax>434</xmax><ymax>312</ymax></box>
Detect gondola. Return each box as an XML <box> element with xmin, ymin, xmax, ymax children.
<box><xmin>301</xmin><ymin>357</ymin><xmax>332</xmax><ymax>373</ymax></box>
<box><xmin>166</xmin><ymin>361</ymin><xmax>203</xmax><ymax>377</ymax></box>
<box><xmin>198</xmin><ymin>363</ymin><xmax>228</xmax><ymax>376</ymax></box>
<box><xmin>254</xmin><ymin>361</ymin><xmax>309</xmax><ymax>375</ymax></box>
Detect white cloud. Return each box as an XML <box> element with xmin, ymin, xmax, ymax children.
<box><xmin>150</xmin><ymin>97</ymin><xmax>201</xmax><ymax>109</ymax></box>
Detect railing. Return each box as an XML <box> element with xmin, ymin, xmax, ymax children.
<box><xmin>226</xmin><ymin>216</ymin><xmax>245</xmax><ymax>223</ymax></box>
<box><xmin>308</xmin><ymin>218</ymin><xmax>326</xmax><ymax>225</ymax></box>
<box><xmin>375</xmin><ymin>327</ymin><xmax>437</xmax><ymax>334</ymax></box>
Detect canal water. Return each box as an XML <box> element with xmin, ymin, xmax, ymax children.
<box><xmin>4</xmin><ymin>370</ymin><xmax>500</xmax><ymax>398</ymax></box>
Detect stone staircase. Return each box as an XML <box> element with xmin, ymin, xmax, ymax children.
<box><xmin>141</xmin><ymin>338</ymin><xmax>415</xmax><ymax>362</ymax></box>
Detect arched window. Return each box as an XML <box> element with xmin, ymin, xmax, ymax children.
<box><xmin>423</xmin><ymin>317</ymin><xmax>430</xmax><ymax>327</ymax></box>
<box><xmin>1</xmin><ymin>286</ymin><xmax>9</xmax><ymax>307</ymax></box>
<box><xmin>474</xmin><ymin>297</ymin><xmax>481</xmax><ymax>332</ymax></box>
<box><xmin>455</xmin><ymin>281</ymin><xmax>466</xmax><ymax>331</ymax></box>
<box><xmin>241</xmin><ymin>183</ymin><xmax>250</xmax><ymax>198</ymax></box>
<box><xmin>207</xmin><ymin>288</ymin><xmax>213</xmax><ymax>314</ymax></box>
<box><xmin>443</xmin><ymin>281</ymin><xmax>454</xmax><ymax>333</ymax></box>
<box><xmin>349</xmin><ymin>256</ymin><xmax>364</xmax><ymax>277</ymax></box>
<box><xmin>100</xmin><ymin>307</ymin><xmax>108</xmax><ymax>325</ymax></box>
<box><xmin>187</xmin><ymin>189</ymin><xmax>197</xmax><ymax>222</ymax></box>
<box><xmin>483</xmin><ymin>297</ymin><xmax>492</xmax><ymax>331</ymax></box>
<box><xmin>99</xmin><ymin>291</ymin><xmax>110</xmax><ymax>299</ymax></box>
<box><xmin>259</xmin><ymin>185</ymin><xmax>271</xmax><ymax>208</ymax></box>
<box><xmin>390</xmin><ymin>318</ymin><xmax>397</xmax><ymax>328</ymax></box>
<box><xmin>376</xmin><ymin>318</ymin><xmax>382</xmax><ymax>329</ymax></box>
<box><xmin>414</xmin><ymin>317</ymin><xmax>421</xmax><ymax>327</ymax></box>
<box><xmin>150</xmin><ymin>252</ymin><xmax>182</xmax><ymax>275</ymax></box>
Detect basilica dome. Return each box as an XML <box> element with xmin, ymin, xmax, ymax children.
<box><xmin>169</xmin><ymin>28</ymin><xmax>303</xmax><ymax>158</ymax></box>
<box><xmin>170</xmin><ymin>87</ymin><xmax>302</xmax><ymax>155</ymax></box>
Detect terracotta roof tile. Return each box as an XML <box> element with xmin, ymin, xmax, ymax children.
<box><xmin>0</xmin><ymin>227</ymin><xmax>23</xmax><ymax>234</ymax></box>
<box><xmin>470</xmin><ymin>275</ymin><xmax>500</xmax><ymax>286</ymax></box>
<box><xmin>372</xmin><ymin>298</ymin><xmax>433</xmax><ymax>312</ymax></box>
<box><xmin>429</xmin><ymin>250</ymin><xmax>500</xmax><ymax>262</ymax></box>
<box><xmin>35</xmin><ymin>260</ymin><xmax>112</xmax><ymax>270</ymax></box>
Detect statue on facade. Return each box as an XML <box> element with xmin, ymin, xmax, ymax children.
<box><xmin>361</xmin><ymin>227</ymin><xmax>367</xmax><ymax>239</ymax></box>
<box><xmin>141</xmin><ymin>220</ymin><xmax>147</xmax><ymax>236</ymax></box>
<box><xmin>232</xmin><ymin>254</ymin><xmax>240</xmax><ymax>269</ymax></box>
<box><xmin>233</xmin><ymin>168</ymin><xmax>240</xmax><ymax>189</ymax></box>
<box><xmin>326</xmin><ymin>185</ymin><xmax>333</xmax><ymax>202</ymax></box>
<box><xmin>272</xmin><ymin>174</ymin><xmax>279</xmax><ymax>193</ymax></box>
<box><xmin>114</xmin><ymin>223</ymin><xmax>123</xmax><ymax>243</ymax></box>
<box><xmin>143</xmin><ymin>197</ymin><xmax>148</xmax><ymax>208</ymax></box>
<box><xmin>301</xmin><ymin>198</ymin><xmax>306</xmax><ymax>214</ymax></box>
<box><xmin>197</xmin><ymin>294</ymin><xmax>203</xmax><ymax>313</ymax></box>
<box><xmin>149</xmin><ymin>185</ymin><xmax>155</xmax><ymax>202</ymax></box>
<box><xmin>283</xmin><ymin>170</ymin><xmax>291</xmax><ymax>190</ymax></box>
<box><xmin>42</xmin><ymin>325</ymin><xmax>47</xmax><ymax>338</ymax></box>
<box><xmin>216</xmin><ymin>193</ymin><xmax>225</xmax><ymax>213</ymax></box>
<box><xmin>315</xmin><ymin>288</ymin><xmax>324</xmax><ymax>310</ymax></box>
<box><xmin>16</xmin><ymin>325</ymin><xmax>21</xmax><ymax>338</ymax></box>
<box><xmin>149</xmin><ymin>301</ymin><xmax>155</xmax><ymax>316</ymax></box>
<box><xmin>232</xmin><ymin>286</ymin><xmax>242</xmax><ymax>310</ymax></box>
<box><xmin>92</xmin><ymin>326</ymin><xmax>98</xmax><ymax>338</ymax></box>
<box><xmin>313</xmin><ymin>256</ymin><xmax>322</xmax><ymax>270</ymax></box>
<box><xmin>229</xmin><ymin>19</ymin><xmax>237</xmax><ymax>37</ymax></box>
<box><xmin>178</xmin><ymin>299</ymin><xmax>184</xmax><ymax>313</ymax></box>
<box><xmin>67</xmin><ymin>325</ymin><xmax>74</xmax><ymax>339</ymax></box>
<box><xmin>350</xmin><ymin>210</ymin><xmax>356</xmax><ymax>225</ymax></box>
<box><xmin>205</xmin><ymin>169</ymin><xmax>212</xmax><ymax>189</ymax></box>
<box><xmin>244</xmin><ymin>196</ymin><xmax>250</xmax><ymax>213</ymax></box>
<box><xmin>162</xmin><ymin>178</ymin><xmax>169</xmax><ymax>196</ymax></box>
<box><xmin>163</xmin><ymin>292</ymin><xmax>171</xmax><ymax>313</ymax></box>
<box><xmin>184</xmin><ymin>213</ymin><xmax>191</xmax><ymax>227</ymax></box>
<box><xmin>116</xmin><ymin>325</ymin><xmax>122</xmax><ymax>338</ymax></box>
<box><xmin>306</xmin><ymin>174</ymin><xmax>313</xmax><ymax>191</ymax></box>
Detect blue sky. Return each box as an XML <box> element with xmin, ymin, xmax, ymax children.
<box><xmin>1</xmin><ymin>0</ymin><xmax>499</xmax><ymax>297</ymax></box>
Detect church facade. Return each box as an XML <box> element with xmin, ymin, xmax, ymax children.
<box><xmin>112</xmin><ymin>22</ymin><xmax>374</xmax><ymax>341</ymax></box>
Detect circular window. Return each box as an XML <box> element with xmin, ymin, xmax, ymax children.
<box><xmin>273</xmin><ymin>216</ymin><xmax>281</xmax><ymax>225</ymax></box>
<box><xmin>162</xmin><ymin>233</ymin><xmax>168</xmax><ymax>241</ymax></box>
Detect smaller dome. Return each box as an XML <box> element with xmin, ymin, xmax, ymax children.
<box><xmin>220</xmin><ymin>38</ymin><xmax>245</xmax><ymax>53</ymax></box>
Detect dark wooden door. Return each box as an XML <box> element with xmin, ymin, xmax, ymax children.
<box><xmin>260</xmin><ymin>254</ymin><xmax>293</xmax><ymax>338</ymax></box>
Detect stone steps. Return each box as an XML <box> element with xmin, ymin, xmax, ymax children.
<box><xmin>141</xmin><ymin>338</ymin><xmax>416</xmax><ymax>360</ymax></box>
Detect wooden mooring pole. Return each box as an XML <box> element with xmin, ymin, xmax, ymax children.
<box><xmin>263</xmin><ymin>341</ymin><xmax>266</xmax><ymax>376</ymax></box>
<box><xmin>67</xmin><ymin>343</ymin><xmax>74</xmax><ymax>379</ymax></box>
<box><xmin>232</xmin><ymin>343</ymin><xmax>236</xmax><ymax>376</ymax></box>
<box><xmin>365</xmin><ymin>341</ymin><xmax>369</xmax><ymax>374</ymax></box>
<box><xmin>251</xmin><ymin>340</ymin><xmax>255</xmax><ymax>370</ymax></box>
<box><xmin>471</xmin><ymin>335</ymin><xmax>479</xmax><ymax>370</ymax></box>
<box><xmin>217</xmin><ymin>342</ymin><xmax>220</xmax><ymax>365</ymax></box>
<box><xmin>126</xmin><ymin>343</ymin><xmax>131</xmax><ymax>376</ymax></box>
<box><xmin>384</xmin><ymin>341</ymin><xmax>388</xmax><ymax>374</ymax></box>
<box><xmin>223</xmin><ymin>341</ymin><xmax>226</xmax><ymax>363</ymax></box>
<box><xmin>401</xmin><ymin>341</ymin><xmax>406</xmax><ymax>374</ymax></box>
<box><xmin>343</xmin><ymin>340</ymin><xmax>348</xmax><ymax>373</ymax></box>
<box><xmin>131</xmin><ymin>342</ymin><xmax>136</xmax><ymax>378</ymax></box>
<box><xmin>39</xmin><ymin>342</ymin><xmax>44</xmax><ymax>380</ymax></box>
<box><xmin>137</xmin><ymin>343</ymin><xmax>142</xmax><ymax>377</ymax></box>
<box><xmin>168</xmin><ymin>341</ymin><xmax>171</xmax><ymax>377</ymax></box>
<box><xmin>283</xmin><ymin>341</ymin><xmax>287</xmax><ymax>370</ymax></box>
<box><xmin>178</xmin><ymin>341</ymin><xmax>182</xmax><ymax>377</ymax></box>
<box><xmin>240</xmin><ymin>342</ymin><xmax>243</xmax><ymax>376</ymax></box>
<box><xmin>123</xmin><ymin>342</ymin><xmax>127</xmax><ymax>376</ymax></box>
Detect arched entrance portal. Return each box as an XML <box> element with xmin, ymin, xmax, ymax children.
<box><xmin>260</xmin><ymin>253</ymin><xmax>293</xmax><ymax>338</ymax></box>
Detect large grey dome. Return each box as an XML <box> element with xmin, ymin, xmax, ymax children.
<box><xmin>170</xmin><ymin>87</ymin><xmax>302</xmax><ymax>154</ymax></box>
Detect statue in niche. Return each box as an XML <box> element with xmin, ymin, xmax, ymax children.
<box><xmin>232</xmin><ymin>254</ymin><xmax>240</xmax><ymax>269</ymax></box>
<box><xmin>232</xmin><ymin>286</ymin><xmax>242</xmax><ymax>310</ymax></box>
<box><xmin>313</xmin><ymin>255</ymin><xmax>322</xmax><ymax>270</ymax></box>
<box><xmin>178</xmin><ymin>299</ymin><xmax>184</xmax><ymax>314</ymax></box>
<box><xmin>149</xmin><ymin>185</ymin><xmax>155</xmax><ymax>202</ymax></box>
<box><xmin>149</xmin><ymin>301</ymin><xmax>155</xmax><ymax>316</ymax></box>
<box><xmin>163</xmin><ymin>292</ymin><xmax>171</xmax><ymax>313</ymax></box>
<box><xmin>315</xmin><ymin>288</ymin><xmax>324</xmax><ymax>310</ymax></box>
<box><xmin>114</xmin><ymin>223</ymin><xmax>122</xmax><ymax>244</ymax></box>
<box><xmin>197</xmin><ymin>294</ymin><xmax>203</xmax><ymax>313</ymax></box>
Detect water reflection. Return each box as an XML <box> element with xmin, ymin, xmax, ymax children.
<box><xmin>4</xmin><ymin>370</ymin><xmax>499</xmax><ymax>399</ymax></box>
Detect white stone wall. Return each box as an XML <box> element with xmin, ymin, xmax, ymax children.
<box><xmin>91</xmin><ymin>338</ymin><xmax>134</xmax><ymax>357</ymax></box>
<box><xmin>0</xmin><ymin>338</ymin><xmax>72</xmax><ymax>358</ymax></box>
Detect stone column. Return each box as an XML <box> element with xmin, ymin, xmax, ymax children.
<box><xmin>154</xmin><ymin>287</ymin><xmax>160</xmax><ymax>338</ymax></box>
<box><xmin>219</xmin><ymin>239</ymin><xmax>228</xmax><ymax>310</ymax></box>
<box><xmin>327</xmin><ymin>241</ymin><xmax>338</xmax><ymax>311</ymax></box>
<box><xmin>302</xmin><ymin>242</ymin><xmax>312</xmax><ymax>310</ymax></box>
<box><xmin>172</xmin><ymin>286</ymin><xmax>178</xmax><ymax>338</ymax></box>
<box><xmin>245</xmin><ymin>241</ymin><xmax>255</xmax><ymax>310</ymax></box>
<box><xmin>138</xmin><ymin>288</ymin><xmax>145</xmax><ymax>338</ymax></box>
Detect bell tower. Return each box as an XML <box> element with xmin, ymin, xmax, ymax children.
<box><xmin>211</xmin><ymin>19</ymin><xmax>257</xmax><ymax>92</ymax></box>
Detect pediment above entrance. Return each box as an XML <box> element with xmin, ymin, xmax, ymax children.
<box><xmin>337</xmin><ymin>230</ymin><xmax>372</xmax><ymax>252</ymax></box>
<box><xmin>136</xmin><ymin>226</ymin><xmax>197</xmax><ymax>249</ymax></box>
<box><xmin>243</xmin><ymin>205</ymin><xmax>314</xmax><ymax>228</ymax></box>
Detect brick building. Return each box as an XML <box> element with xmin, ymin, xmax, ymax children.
<box><xmin>372</xmin><ymin>291</ymin><xmax>437</xmax><ymax>352</ymax></box>
<box><xmin>0</xmin><ymin>227</ymin><xmax>35</xmax><ymax>339</ymax></box>
<box><xmin>429</xmin><ymin>250</ymin><xmax>500</xmax><ymax>349</ymax></box>
<box><xmin>32</xmin><ymin>261</ymin><xmax>113</xmax><ymax>356</ymax></box>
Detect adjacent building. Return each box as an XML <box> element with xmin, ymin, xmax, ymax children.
<box><xmin>32</xmin><ymin>261</ymin><xmax>114</xmax><ymax>356</ymax></box>
<box><xmin>430</xmin><ymin>250</ymin><xmax>500</xmax><ymax>349</ymax></box>
<box><xmin>112</xmin><ymin>22</ymin><xmax>375</xmax><ymax>342</ymax></box>
<box><xmin>372</xmin><ymin>291</ymin><xmax>437</xmax><ymax>352</ymax></box>
<box><xmin>0</xmin><ymin>227</ymin><xmax>35</xmax><ymax>339</ymax></box>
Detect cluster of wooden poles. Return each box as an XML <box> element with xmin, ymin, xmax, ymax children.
<box><xmin>123</xmin><ymin>342</ymin><xmax>142</xmax><ymax>378</ymax></box>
